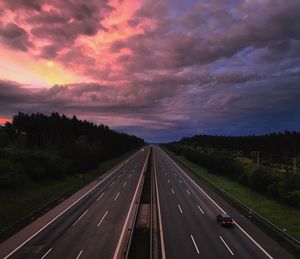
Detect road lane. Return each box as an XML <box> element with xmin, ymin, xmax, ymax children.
<box><xmin>1</xmin><ymin>147</ymin><xmax>150</xmax><ymax>259</ymax></box>
<box><xmin>153</xmin><ymin>146</ymin><xmax>293</xmax><ymax>259</ymax></box>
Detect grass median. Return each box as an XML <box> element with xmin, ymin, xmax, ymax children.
<box><xmin>168</xmin><ymin>151</ymin><xmax>300</xmax><ymax>241</ymax></box>
<box><xmin>0</xmin><ymin>150</ymin><xmax>135</xmax><ymax>242</ymax></box>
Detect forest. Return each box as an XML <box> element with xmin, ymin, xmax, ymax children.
<box><xmin>179</xmin><ymin>132</ymin><xmax>300</xmax><ymax>158</ymax></box>
<box><xmin>165</xmin><ymin>132</ymin><xmax>300</xmax><ymax>207</ymax></box>
<box><xmin>0</xmin><ymin>112</ymin><xmax>144</xmax><ymax>188</ymax></box>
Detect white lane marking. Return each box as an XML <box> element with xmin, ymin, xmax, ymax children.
<box><xmin>40</xmin><ymin>248</ymin><xmax>52</xmax><ymax>259</ymax></box>
<box><xmin>114</xmin><ymin>192</ymin><xmax>120</xmax><ymax>201</ymax></box>
<box><xmin>178</xmin><ymin>204</ymin><xmax>183</xmax><ymax>214</ymax></box>
<box><xmin>97</xmin><ymin>192</ymin><xmax>104</xmax><ymax>201</ymax></box>
<box><xmin>97</xmin><ymin>210</ymin><xmax>108</xmax><ymax>227</ymax></box>
<box><xmin>162</xmin><ymin>149</ymin><xmax>273</xmax><ymax>259</ymax></box>
<box><xmin>186</xmin><ymin>189</ymin><xmax>191</xmax><ymax>195</ymax></box>
<box><xmin>2</xmin><ymin>152</ymin><xmax>136</xmax><ymax>259</ymax></box>
<box><xmin>167</xmin><ymin>179</ymin><xmax>170</xmax><ymax>183</ymax></box>
<box><xmin>197</xmin><ymin>205</ymin><xmax>204</xmax><ymax>214</ymax></box>
<box><xmin>179</xmin><ymin>180</ymin><xmax>183</xmax><ymax>184</ymax></box>
<box><xmin>220</xmin><ymin>236</ymin><xmax>234</xmax><ymax>256</ymax></box>
<box><xmin>113</xmin><ymin>148</ymin><xmax>150</xmax><ymax>259</ymax></box>
<box><xmin>129</xmin><ymin>174</ymin><xmax>132</xmax><ymax>178</ymax></box>
<box><xmin>110</xmin><ymin>181</ymin><xmax>115</xmax><ymax>186</ymax></box>
<box><xmin>154</xmin><ymin>153</ymin><xmax>167</xmax><ymax>259</ymax></box>
<box><xmin>234</xmin><ymin>221</ymin><xmax>272</xmax><ymax>258</ymax></box>
<box><xmin>171</xmin><ymin>188</ymin><xmax>175</xmax><ymax>194</ymax></box>
<box><xmin>190</xmin><ymin>234</ymin><xmax>200</xmax><ymax>254</ymax></box>
<box><xmin>76</xmin><ymin>250</ymin><xmax>83</xmax><ymax>259</ymax></box>
<box><xmin>73</xmin><ymin>210</ymin><xmax>88</xmax><ymax>227</ymax></box>
<box><xmin>123</xmin><ymin>181</ymin><xmax>127</xmax><ymax>187</ymax></box>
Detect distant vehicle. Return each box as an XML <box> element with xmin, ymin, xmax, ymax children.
<box><xmin>216</xmin><ymin>213</ymin><xmax>234</xmax><ymax>226</ymax></box>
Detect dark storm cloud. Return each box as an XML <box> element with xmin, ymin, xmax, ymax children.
<box><xmin>4</xmin><ymin>0</ymin><xmax>41</xmax><ymax>11</ymax></box>
<box><xmin>0</xmin><ymin>22</ymin><xmax>32</xmax><ymax>51</ymax></box>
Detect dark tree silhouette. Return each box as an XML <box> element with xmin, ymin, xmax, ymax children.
<box><xmin>0</xmin><ymin>112</ymin><xmax>144</xmax><ymax>187</ymax></box>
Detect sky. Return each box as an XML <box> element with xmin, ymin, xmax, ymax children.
<box><xmin>0</xmin><ymin>0</ymin><xmax>299</xmax><ymax>142</ymax></box>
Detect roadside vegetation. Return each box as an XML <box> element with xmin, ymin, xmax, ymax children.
<box><xmin>165</xmin><ymin>132</ymin><xmax>300</xmax><ymax>208</ymax></box>
<box><xmin>0</xmin><ymin>112</ymin><xmax>144</xmax><ymax>240</ymax></box>
<box><xmin>0</xmin><ymin>112</ymin><xmax>144</xmax><ymax>187</ymax></box>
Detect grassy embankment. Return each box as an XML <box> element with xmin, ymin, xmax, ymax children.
<box><xmin>167</xmin><ymin>150</ymin><xmax>300</xmax><ymax>241</ymax></box>
<box><xmin>0</xmin><ymin>150</ymin><xmax>135</xmax><ymax>242</ymax></box>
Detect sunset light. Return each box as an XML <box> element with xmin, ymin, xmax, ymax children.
<box><xmin>0</xmin><ymin>0</ymin><xmax>299</xmax><ymax>142</ymax></box>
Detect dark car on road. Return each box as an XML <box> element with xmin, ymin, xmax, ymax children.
<box><xmin>216</xmin><ymin>213</ymin><xmax>234</xmax><ymax>226</ymax></box>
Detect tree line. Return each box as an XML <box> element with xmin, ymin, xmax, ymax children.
<box><xmin>180</xmin><ymin>131</ymin><xmax>300</xmax><ymax>158</ymax></box>
<box><xmin>0</xmin><ymin>112</ymin><xmax>144</xmax><ymax>188</ymax></box>
<box><xmin>165</xmin><ymin>132</ymin><xmax>300</xmax><ymax>207</ymax></box>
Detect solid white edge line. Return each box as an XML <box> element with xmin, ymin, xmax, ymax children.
<box><xmin>220</xmin><ymin>236</ymin><xmax>234</xmax><ymax>256</ymax></box>
<box><xmin>76</xmin><ymin>250</ymin><xmax>83</xmax><ymax>259</ymax></box>
<box><xmin>197</xmin><ymin>205</ymin><xmax>204</xmax><ymax>214</ymax></box>
<box><xmin>97</xmin><ymin>210</ymin><xmax>109</xmax><ymax>228</ymax></box>
<box><xmin>123</xmin><ymin>181</ymin><xmax>127</xmax><ymax>187</ymax></box>
<box><xmin>154</xmin><ymin>151</ymin><xmax>167</xmax><ymax>259</ymax></box>
<box><xmin>171</xmin><ymin>188</ymin><xmax>175</xmax><ymax>194</ymax></box>
<box><xmin>73</xmin><ymin>210</ymin><xmax>88</xmax><ymax>227</ymax></box>
<box><xmin>40</xmin><ymin>248</ymin><xmax>52</xmax><ymax>259</ymax></box>
<box><xmin>190</xmin><ymin>234</ymin><xmax>200</xmax><ymax>254</ymax></box>
<box><xmin>110</xmin><ymin>181</ymin><xmax>115</xmax><ymax>186</ymax></box>
<box><xmin>3</xmin><ymin>152</ymin><xmax>136</xmax><ymax>259</ymax></box>
<box><xmin>160</xmin><ymin>148</ymin><xmax>274</xmax><ymax>259</ymax></box>
<box><xmin>114</xmin><ymin>192</ymin><xmax>120</xmax><ymax>201</ymax></box>
<box><xmin>97</xmin><ymin>192</ymin><xmax>105</xmax><ymax>201</ymax></box>
<box><xmin>113</xmin><ymin>148</ymin><xmax>150</xmax><ymax>259</ymax></box>
<box><xmin>186</xmin><ymin>189</ymin><xmax>190</xmax><ymax>195</ymax></box>
<box><xmin>178</xmin><ymin>204</ymin><xmax>183</xmax><ymax>214</ymax></box>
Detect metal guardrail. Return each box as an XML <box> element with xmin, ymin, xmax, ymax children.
<box><xmin>165</xmin><ymin>148</ymin><xmax>300</xmax><ymax>255</ymax></box>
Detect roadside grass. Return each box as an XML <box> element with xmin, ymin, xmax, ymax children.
<box><xmin>170</xmin><ymin>152</ymin><xmax>300</xmax><ymax>241</ymax></box>
<box><xmin>0</xmin><ymin>150</ymin><xmax>135</xmax><ymax>242</ymax></box>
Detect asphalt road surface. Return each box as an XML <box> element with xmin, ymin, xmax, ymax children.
<box><xmin>1</xmin><ymin>147</ymin><xmax>150</xmax><ymax>259</ymax></box>
<box><xmin>153</xmin><ymin>146</ymin><xmax>294</xmax><ymax>259</ymax></box>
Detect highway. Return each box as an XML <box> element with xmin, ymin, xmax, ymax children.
<box><xmin>153</xmin><ymin>146</ymin><xmax>294</xmax><ymax>259</ymax></box>
<box><xmin>0</xmin><ymin>147</ymin><xmax>150</xmax><ymax>259</ymax></box>
<box><xmin>0</xmin><ymin>145</ymin><xmax>294</xmax><ymax>259</ymax></box>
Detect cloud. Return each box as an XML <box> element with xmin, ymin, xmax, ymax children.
<box><xmin>0</xmin><ymin>22</ymin><xmax>32</xmax><ymax>51</ymax></box>
<box><xmin>0</xmin><ymin>0</ymin><xmax>300</xmax><ymax>141</ymax></box>
<box><xmin>0</xmin><ymin>0</ymin><xmax>114</xmax><ymax>58</ymax></box>
<box><xmin>4</xmin><ymin>0</ymin><xmax>41</xmax><ymax>11</ymax></box>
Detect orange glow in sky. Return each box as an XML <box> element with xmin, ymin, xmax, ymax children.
<box><xmin>0</xmin><ymin>117</ymin><xmax>12</xmax><ymax>125</ymax></box>
<box><xmin>0</xmin><ymin>0</ymin><xmax>143</xmax><ymax>87</ymax></box>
